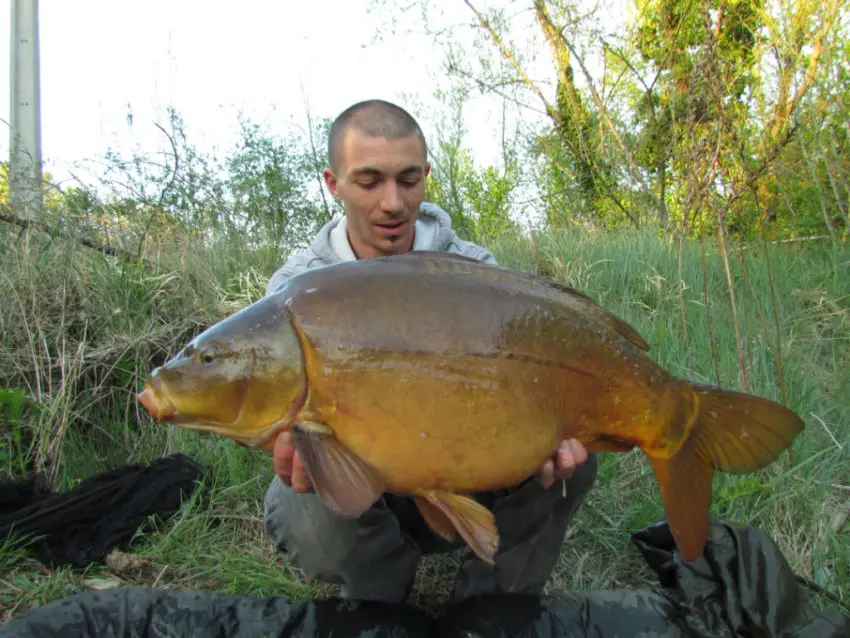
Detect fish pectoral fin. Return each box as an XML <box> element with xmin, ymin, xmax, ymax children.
<box><xmin>291</xmin><ymin>421</ymin><xmax>386</xmax><ymax>518</ymax></box>
<box><xmin>414</xmin><ymin>495</ymin><xmax>458</xmax><ymax>542</ymax></box>
<box><xmin>647</xmin><ymin>435</ymin><xmax>712</xmax><ymax>563</ymax></box>
<box><xmin>415</xmin><ymin>490</ymin><xmax>499</xmax><ymax>565</ymax></box>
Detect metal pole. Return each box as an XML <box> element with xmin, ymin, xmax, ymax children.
<box><xmin>9</xmin><ymin>0</ymin><xmax>43</xmax><ymax>221</ymax></box>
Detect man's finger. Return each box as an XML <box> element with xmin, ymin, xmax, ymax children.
<box><xmin>272</xmin><ymin>432</ymin><xmax>295</xmax><ymax>485</ymax></box>
<box><xmin>290</xmin><ymin>453</ymin><xmax>313</xmax><ymax>493</ymax></box>
<box><xmin>536</xmin><ymin>458</ymin><xmax>555</xmax><ymax>488</ymax></box>
<box><xmin>555</xmin><ymin>439</ymin><xmax>587</xmax><ymax>479</ymax></box>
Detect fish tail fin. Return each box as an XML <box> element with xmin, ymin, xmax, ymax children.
<box><xmin>688</xmin><ymin>383</ymin><xmax>805</xmax><ymax>473</ymax></box>
<box><xmin>648</xmin><ymin>383</ymin><xmax>805</xmax><ymax>562</ymax></box>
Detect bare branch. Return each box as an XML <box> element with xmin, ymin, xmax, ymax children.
<box><xmin>300</xmin><ymin>85</ymin><xmax>333</xmax><ymax>226</ymax></box>
<box><xmin>462</xmin><ymin>0</ymin><xmax>561</xmax><ymax>124</ymax></box>
<box><xmin>539</xmin><ymin>8</ymin><xmax>657</xmax><ymax>209</ymax></box>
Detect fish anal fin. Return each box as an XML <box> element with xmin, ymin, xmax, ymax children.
<box><xmin>690</xmin><ymin>383</ymin><xmax>805</xmax><ymax>473</ymax></box>
<box><xmin>414</xmin><ymin>495</ymin><xmax>458</xmax><ymax>542</ymax></box>
<box><xmin>291</xmin><ymin>421</ymin><xmax>386</xmax><ymax>518</ymax></box>
<box><xmin>416</xmin><ymin>490</ymin><xmax>499</xmax><ymax>565</ymax></box>
<box><xmin>647</xmin><ymin>435</ymin><xmax>712</xmax><ymax>562</ymax></box>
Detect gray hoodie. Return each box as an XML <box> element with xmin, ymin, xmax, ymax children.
<box><xmin>265</xmin><ymin>202</ymin><xmax>498</xmax><ymax>296</ymax></box>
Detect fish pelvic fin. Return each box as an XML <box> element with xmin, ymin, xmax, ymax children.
<box><xmin>415</xmin><ymin>490</ymin><xmax>499</xmax><ymax>565</ymax></box>
<box><xmin>291</xmin><ymin>421</ymin><xmax>387</xmax><ymax>518</ymax></box>
<box><xmin>414</xmin><ymin>495</ymin><xmax>458</xmax><ymax>542</ymax></box>
<box><xmin>649</xmin><ymin>383</ymin><xmax>805</xmax><ymax>562</ymax></box>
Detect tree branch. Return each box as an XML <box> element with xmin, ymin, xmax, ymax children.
<box><xmin>462</xmin><ymin>0</ymin><xmax>561</xmax><ymax>124</ymax></box>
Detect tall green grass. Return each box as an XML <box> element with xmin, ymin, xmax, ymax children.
<box><xmin>499</xmin><ymin>230</ymin><xmax>848</xmax><ymax>604</ymax></box>
<box><xmin>1</xmin><ymin>222</ymin><xmax>847</xmax><ymax>622</ymax></box>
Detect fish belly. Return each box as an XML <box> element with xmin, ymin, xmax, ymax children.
<box><xmin>300</xmin><ymin>351</ymin><xmax>602</xmax><ymax>494</ymax></box>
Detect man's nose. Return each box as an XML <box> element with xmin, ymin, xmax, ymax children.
<box><xmin>380</xmin><ymin>182</ymin><xmax>404</xmax><ymax>213</ymax></box>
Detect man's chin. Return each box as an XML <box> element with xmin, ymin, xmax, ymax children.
<box><xmin>372</xmin><ymin>224</ymin><xmax>414</xmax><ymax>247</ymax></box>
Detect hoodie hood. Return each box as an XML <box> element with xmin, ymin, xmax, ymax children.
<box><xmin>265</xmin><ymin>201</ymin><xmax>497</xmax><ymax>297</ymax></box>
<box><xmin>309</xmin><ymin>202</ymin><xmax>463</xmax><ymax>265</ymax></box>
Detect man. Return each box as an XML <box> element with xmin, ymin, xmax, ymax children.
<box><xmin>263</xmin><ymin>99</ymin><xmax>598</xmax><ymax>604</ymax></box>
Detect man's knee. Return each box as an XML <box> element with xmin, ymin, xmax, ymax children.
<box><xmin>452</xmin><ymin>453</ymin><xmax>600</xmax><ymax>599</ymax></box>
<box><xmin>263</xmin><ymin>475</ymin><xmax>422</xmax><ymax>602</ymax></box>
<box><xmin>263</xmin><ymin>475</ymin><xmax>358</xmax><ymax>583</ymax></box>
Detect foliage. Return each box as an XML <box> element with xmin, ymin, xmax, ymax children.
<box><xmin>1</xmin><ymin>0</ymin><xmax>849</xmax><ymax>623</ymax></box>
<box><xmin>5</xmin><ymin>107</ymin><xmax>337</xmax><ymax>263</ymax></box>
<box><xmin>421</xmin><ymin>86</ymin><xmax>523</xmax><ymax>244</ymax></box>
<box><xmin>371</xmin><ymin>0</ymin><xmax>848</xmax><ymax>240</ymax></box>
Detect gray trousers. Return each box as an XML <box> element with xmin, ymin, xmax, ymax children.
<box><xmin>263</xmin><ymin>452</ymin><xmax>598</xmax><ymax>604</ymax></box>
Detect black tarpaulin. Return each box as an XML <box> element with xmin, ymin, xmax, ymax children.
<box><xmin>0</xmin><ymin>453</ymin><xmax>205</xmax><ymax>568</ymax></box>
<box><xmin>2</xmin><ymin>517</ymin><xmax>847</xmax><ymax>637</ymax></box>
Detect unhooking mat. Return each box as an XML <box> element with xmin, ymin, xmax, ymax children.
<box><xmin>0</xmin><ymin>454</ymin><xmax>847</xmax><ymax>637</ymax></box>
<box><xmin>2</xmin><ymin>521</ymin><xmax>847</xmax><ymax>636</ymax></box>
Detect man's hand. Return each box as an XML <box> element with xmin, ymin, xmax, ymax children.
<box><xmin>273</xmin><ymin>431</ymin><xmax>314</xmax><ymax>493</ymax></box>
<box><xmin>534</xmin><ymin>439</ymin><xmax>588</xmax><ymax>488</ymax></box>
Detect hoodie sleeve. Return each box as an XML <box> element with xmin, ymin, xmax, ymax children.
<box><xmin>417</xmin><ymin>202</ymin><xmax>499</xmax><ymax>266</ymax></box>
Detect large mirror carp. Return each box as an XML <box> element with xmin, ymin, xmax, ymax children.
<box><xmin>137</xmin><ymin>251</ymin><xmax>804</xmax><ymax>565</ymax></box>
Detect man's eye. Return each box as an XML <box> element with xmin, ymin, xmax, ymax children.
<box><xmin>400</xmin><ymin>180</ymin><xmax>419</xmax><ymax>188</ymax></box>
<box><xmin>358</xmin><ymin>182</ymin><xmax>378</xmax><ymax>189</ymax></box>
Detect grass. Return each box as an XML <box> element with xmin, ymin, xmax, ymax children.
<box><xmin>1</xmin><ymin>220</ymin><xmax>847</xmax><ymax>624</ymax></box>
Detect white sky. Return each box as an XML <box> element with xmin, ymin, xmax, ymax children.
<box><xmin>1</xmin><ymin>0</ymin><xmax>631</xmax><ymax>196</ymax></box>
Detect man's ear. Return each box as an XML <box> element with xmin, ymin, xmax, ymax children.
<box><xmin>424</xmin><ymin>162</ymin><xmax>431</xmax><ymax>179</ymax></box>
<box><xmin>324</xmin><ymin>168</ymin><xmax>340</xmax><ymax>199</ymax></box>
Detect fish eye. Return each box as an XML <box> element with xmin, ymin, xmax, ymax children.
<box><xmin>199</xmin><ymin>344</ymin><xmax>220</xmax><ymax>364</ymax></box>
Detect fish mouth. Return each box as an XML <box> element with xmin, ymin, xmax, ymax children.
<box><xmin>137</xmin><ymin>380</ymin><xmax>176</xmax><ymax>422</ymax></box>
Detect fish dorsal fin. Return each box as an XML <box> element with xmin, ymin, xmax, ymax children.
<box><xmin>290</xmin><ymin>421</ymin><xmax>386</xmax><ymax>518</ymax></box>
<box><xmin>532</xmin><ymin>276</ymin><xmax>650</xmax><ymax>351</ymax></box>
<box><xmin>385</xmin><ymin>251</ymin><xmax>650</xmax><ymax>352</ymax></box>
<box><xmin>402</xmin><ymin>250</ymin><xmax>483</xmax><ymax>264</ymax></box>
<box><xmin>405</xmin><ymin>252</ymin><xmax>650</xmax><ymax>351</ymax></box>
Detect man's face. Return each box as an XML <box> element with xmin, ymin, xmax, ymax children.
<box><xmin>324</xmin><ymin>129</ymin><xmax>430</xmax><ymax>259</ymax></box>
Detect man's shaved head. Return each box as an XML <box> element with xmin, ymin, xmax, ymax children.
<box><xmin>328</xmin><ymin>100</ymin><xmax>428</xmax><ymax>172</ymax></box>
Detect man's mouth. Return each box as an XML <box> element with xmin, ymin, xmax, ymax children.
<box><xmin>375</xmin><ymin>219</ymin><xmax>408</xmax><ymax>237</ymax></box>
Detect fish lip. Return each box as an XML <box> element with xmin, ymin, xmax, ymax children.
<box><xmin>137</xmin><ymin>379</ymin><xmax>176</xmax><ymax>422</ymax></box>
